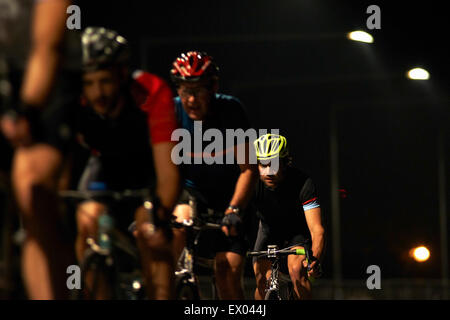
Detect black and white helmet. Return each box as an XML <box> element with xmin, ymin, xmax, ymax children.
<box><xmin>81</xmin><ymin>27</ymin><xmax>130</xmax><ymax>71</ymax></box>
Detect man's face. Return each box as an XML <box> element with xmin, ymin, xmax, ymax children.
<box><xmin>258</xmin><ymin>159</ymin><xmax>285</xmax><ymax>189</ymax></box>
<box><xmin>176</xmin><ymin>81</ymin><xmax>216</xmax><ymax>121</ymax></box>
<box><xmin>82</xmin><ymin>69</ymin><xmax>122</xmax><ymax>116</ymax></box>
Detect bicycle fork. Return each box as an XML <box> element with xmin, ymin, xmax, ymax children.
<box><xmin>267</xmin><ymin>245</ymin><xmax>281</xmax><ymax>296</ymax></box>
<box><xmin>175</xmin><ymin>219</ymin><xmax>196</xmax><ymax>283</ymax></box>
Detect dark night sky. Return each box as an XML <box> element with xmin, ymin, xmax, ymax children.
<box><xmin>63</xmin><ymin>1</ymin><xmax>450</xmax><ymax>278</ymax></box>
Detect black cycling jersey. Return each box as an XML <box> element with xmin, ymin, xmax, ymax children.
<box><xmin>76</xmin><ymin>71</ymin><xmax>178</xmax><ymax>192</ymax></box>
<box><xmin>254</xmin><ymin>166</ymin><xmax>320</xmax><ymax>239</ymax></box>
<box><xmin>76</xmin><ymin>95</ymin><xmax>155</xmax><ymax>191</ymax></box>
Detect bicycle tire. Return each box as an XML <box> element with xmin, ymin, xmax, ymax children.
<box><xmin>176</xmin><ymin>277</ymin><xmax>200</xmax><ymax>300</ymax></box>
<box><xmin>77</xmin><ymin>250</ymin><xmax>117</xmax><ymax>300</ymax></box>
<box><xmin>264</xmin><ymin>288</ymin><xmax>281</xmax><ymax>300</ymax></box>
<box><xmin>285</xmin><ymin>282</ymin><xmax>296</xmax><ymax>300</ymax></box>
<box><xmin>72</xmin><ymin>250</ymin><xmax>98</xmax><ymax>300</ymax></box>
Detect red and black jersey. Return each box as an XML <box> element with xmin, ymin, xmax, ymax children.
<box><xmin>76</xmin><ymin>70</ymin><xmax>177</xmax><ymax>190</ymax></box>
<box><xmin>131</xmin><ymin>70</ymin><xmax>177</xmax><ymax>144</ymax></box>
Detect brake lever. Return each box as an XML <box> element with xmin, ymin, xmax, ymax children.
<box><xmin>303</xmin><ymin>240</ymin><xmax>314</xmax><ymax>272</ymax></box>
<box><xmin>304</xmin><ymin>240</ymin><xmax>323</xmax><ymax>279</ymax></box>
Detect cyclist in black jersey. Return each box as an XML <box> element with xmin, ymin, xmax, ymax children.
<box><xmin>75</xmin><ymin>27</ymin><xmax>180</xmax><ymax>299</ymax></box>
<box><xmin>251</xmin><ymin>134</ymin><xmax>325</xmax><ymax>300</ymax></box>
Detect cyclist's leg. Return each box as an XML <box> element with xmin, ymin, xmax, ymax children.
<box><xmin>172</xmin><ymin>203</ymin><xmax>191</xmax><ymax>264</ymax></box>
<box><xmin>75</xmin><ymin>200</ymin><xmax>110</xmax><ymax>299</ymax></box>
<box><xmin>13</xmin><ymin>144</ymin><xmax>74</xmax><ymax>299</ymax></box>
<box><xmin>252</xmin><ymin>222</ymin><xmax>272</xmax><ymax>300</ymax></box>
<box><xmin>287</xmin><ymin>249</ymin><xmax>310</xmax><ymax>299</ymax></box>
<box><xmin>214</xmin><ymin>227</ymin><xmax>247</xmax><ymax>300</ymax></box>
<box><xmin>135</xmin><ymin>205</ymin><xmax>175</xmax><ymax>300</ymax></box>
<box><xmin>173</xmin><ymin>203</ymin><xmax>190</xmax><ymax>254</ymax></box>
<box><xmin>75</xmin><ymin>201</ymin><xmax>106</xmax><ymax>261</ymax></box>
<box><xmin>286</xmin><ymin>235</ymin><xmax>311</xmax><ymax>300</ymax></box>
<box><xmin>172</xmin><ymin>188</ymin><xmax>198</xmax><ymax>264</ymax></box>
<box><xmin>215</xmin><ymin>251</ymin><xmax>245</xmax><ymax>299</ymax></box>
<box><xmin>253</xmin><ymin>258</ymin><xmax>271</xmax><ymax>300</ymax></box>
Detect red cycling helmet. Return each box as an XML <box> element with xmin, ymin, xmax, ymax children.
<box><xmin>170</xmin><ymin>51</ymin><xmax>219</xmax><ymax>83</ymax></box>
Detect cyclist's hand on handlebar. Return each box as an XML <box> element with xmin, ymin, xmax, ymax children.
<box><xmin>221</xmin><ymin>212</ymin><xmax>242</xmax><ymax>237</ymax></box>
<box><xmin>303</xmin><ymin>257</ymin><xmax>323</xmax><ymax>278</ymax></box>
<box><xmin>135</xmin><ymin>205</ymin><xmax>173</xmax><ymax>251</ymax></box>
<box><xmin>1</xmin><ymin>114</ymin><xmax>33</xmax><ymax>147</ymax></box>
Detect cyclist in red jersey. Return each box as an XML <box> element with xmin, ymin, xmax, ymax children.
<box><xmin>74</xmin><ymin>27</ymin><xmax>180</xmax><ymax>299</ymax></box>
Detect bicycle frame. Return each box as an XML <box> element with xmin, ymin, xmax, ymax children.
<box><xmin>266</xmin><ymin>245</ymin><xmax>282</xmax><ymax>296</ymax></box>
<box><xmin>248</xmin><ymin>242</ymin><xmax>313</xmax><ymax>300</ymax></box>
<box><xmin>174</xmin><ymin>197</ymin><xmax>221</xmax><ymax>300</ymax></box>
<box><xmin>81</xmin><ymin>214</ymin><xmax>144</xmax><ymax>299</ymax></box>
<box><xmin>175</xmin><ymin>218</ymin><xmax>196</xmax><ymax>283</ymax></box>
<box><xmin>61</xmin><ymin>189</ymin><xmax>150</xmax><ymax>300</ymax></box>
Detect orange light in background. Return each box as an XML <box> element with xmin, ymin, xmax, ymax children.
<box><xmin>410</xmin><ymin>246</ymin><xmax>430</xmax><ymax>262</ymax></box>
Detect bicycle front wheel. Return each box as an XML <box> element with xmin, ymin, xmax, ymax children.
<box><xmin>264</xmin><ymin>288</ymin><xmax>281</xmax><ymax>300</ymax></box>
<box><xmin>176</xmin><ymin>277</ymin><xmax>200</xmax><ymax>300</ymax></box>
<box><xmin>76</xmin><ymin>250</ymin><xmax>117</xmax><ymax>300</ymax></box>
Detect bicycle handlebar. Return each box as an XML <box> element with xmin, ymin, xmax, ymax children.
<box><xmin>171</xmin><ymin>219</ymin><xmax>221</xmax><ymax>230</ymax></box>
<box><xmin>248</xmin><ymin>241</ymin><xmax>316</xmax><ymax>269</ymax></box>
<box><xmin>247</xmin><ymin>248</ymin><xmax>306</xmax><ymax>258</ymax></box>
<box><xmin>199</xmin><ymin>222</ymin><xmax>222</xmax><ymax>230</ymax></box>
<box><xmin>59</xmin><ymin>189</ymin><xmax>151</xmax><ymax>201</ymax></box>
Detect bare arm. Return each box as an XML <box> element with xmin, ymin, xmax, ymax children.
<box><xmin>221</xmin><ymin>142</ymin><xmax>258</xmax><ymax>236</ymax></box>
<box><xmin>227</xmin><ymin>142</ymin><xmax>258</xmax><ymax>212</ymax></box>
<box><xmin>151</xmin><ymin>141</ymin><xmax>181</xmax><ymax>220</ymax></box>
<box><xmin>304</xmin><ymin>207</ymin><xmax>325</xmax><ymax>261</ymax></box>
<box><xmin>21</xmin><ymin>0</ymin><xmax>70</xmax><ymax>106</ymax></box>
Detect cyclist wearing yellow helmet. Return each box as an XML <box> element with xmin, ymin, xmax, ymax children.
<box><xmin>252</xmin><ymin>133</ymin><xmax>325</xmax><ymax>300</ymax></box>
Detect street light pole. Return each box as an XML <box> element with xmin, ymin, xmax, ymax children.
<box><xmin>330</xmin><ymin>104</ymin><xmax>343</xmax><ymax>298</ymax></box>
<box><xmin>437</xmin><ymin>121</ymin><xmax>448</xmax><ymax>299</ymax></box>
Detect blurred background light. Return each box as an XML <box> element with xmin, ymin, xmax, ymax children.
<box><xmin>347</xmin><ymin>30</ymin><xmax>374</xmax><ymax>43</ymax></box>
<box><xmin>410</xmin><ymin>246</ymin><xmax>431</xmax><ymax>262</ymax></box>
<box><xmin>407</xmin><ymin>68</ymin><xmax>430</xmax><ymax>80</ymax></box>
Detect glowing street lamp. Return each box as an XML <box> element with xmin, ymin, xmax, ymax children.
<box><xmin>347</xmin><ymin>30</ymin><xmax>374</xmax><ymax>43</ymax></box>
<box><xmin>410</xmin><ymin>246</ymin><xmax>430</xmax><ymax>262</ymax></box>
<box><xmin>407</xmin><ymin>68</ymin><xmax>430</xmax><ymax>80</ymax></box>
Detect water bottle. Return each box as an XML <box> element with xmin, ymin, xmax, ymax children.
<box><xmin>98</xmin><ymin>214</ymin><xmax>113</xmax><ymax>251</ymax></box>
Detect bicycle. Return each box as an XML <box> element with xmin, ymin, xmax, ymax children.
<box><xmin>247</xmin><ymin>240</ymin><xmax>319</xmax><ymax>300</ymax></box>
<box><xmin>60</xmin><ymin>187</ymin><xmax>154</xmax><ymax>300</ymax></box>
<box><xmin>173</xmin><ymin>197</ymin><xmax>222</xmax><ymax>300</ymax></box>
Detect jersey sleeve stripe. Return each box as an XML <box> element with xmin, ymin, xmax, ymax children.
<box><xmin>303</xmin><ymin>201</ymin><xmax>320</xmax><ymax>212</ymax></box>
<box><xmin>302</xmin><ymin>197</ymin><xmax>318</xmax><ymax>205</ymax></box>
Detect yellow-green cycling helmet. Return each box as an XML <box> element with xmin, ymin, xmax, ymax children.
<box><xmin>254</xmin><ymin>134</ymin><xmax>289</xmax><ymax>161</ymax></box>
